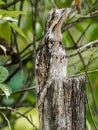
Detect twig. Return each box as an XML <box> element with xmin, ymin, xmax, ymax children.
<box><xmin>69</xmin><ymin>69</ymin><xmax>98</xmax><ymax>77</ymax></box>
<box><xmin>68</xmin><ymin>40</ymin><xmax>98</xmax><ymax>57</ymax></box>
<box><xmin>0</xmin><ymin>107</ymin><xmax>38</xmax><ymax>130</ymax></box>
<box><xmin>9</xmin><ymin>106</ymin><xmax>36</xmax><ymax>127</ymax></box>
<box><xmin>5</xmin><ymin>66</ymin><xmax>20</xmax><ymax>82</ymax></box>
<box><xmin>12</xmin><ymin>86</ymin><xmax>36</xmax><ymax>95</ymax></box>
<box><xmin>3</xmin><ymin>0</ymin><xmax>22</xmax><ymax>9</ymax></box>
<box><xmin>0</xmin><ymin>85</ymin><xmax>37</xmax><ymax>96</ymax></box>
<box><xmin>76</xmin><ymin>22</ymin><xmax>92</xmax><ymax>44</ymax></box>
<box><xmin>86</xmin><ymin>0</ymin><xmax>93</xmax><ymax>16</ymax></box>
<box><xmin>18</xmin><ymin>0</ymin><xmax>24</xmax><ymax>26</ymax></box>
<box><xmin>30</xmin><ymin>0</ymin><xmax>38</xmax><ymax>51</ymax></box>
<box><xmin>86</xmin><ymin>53</ymin><xmax>93</xmax><ymax>70</ymax></box>
<box><xmin>50</xmin><ymin>0</ymin><xmax>57</xmax><ymax>8</ymax></box>
<box><xmin>0</xmin><ymin>111</ymin><xmax>11</xmax><ymax>130</ymax></box>
<box><xmin>30</xmin><ymin>0</ymin><xmax>39</xmax><ymax>78</ymax></box>
<box><xmin>64</xmin><ymin>10</ymin><xmax>98</xmax><ymax>30</ymax></box>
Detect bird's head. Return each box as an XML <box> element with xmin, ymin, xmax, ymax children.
<box><xmin>45</xmin><ymin>8</ymin><xmax>72</xmax><ymax>41</ymax></box>
<box><xmin>45</xmin><ymin>8</ymin><xmax>71</xmax><ymax>32</ymax></box>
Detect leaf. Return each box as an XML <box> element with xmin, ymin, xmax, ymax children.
<box><xmin>0</xmin><ymin>66</ymin><xmax>9</xmax><ymax>83</ymax></box>
<box><xmin>0</xmin><ymin>45</ymin><xmax>6</xmax><ymax>55</ymax></box>
<box><xmin>91</xmin><ymin>0</ymin><xmax>96</xmax><ymax>4</ymax></box>
<box><xmin>86</xmin><ymin>120</ymin><xmax>92</xmax><ymax>130</ymax></box>
<box><xmin>0</xmin><ymin>84</ymin><xmax>12</xmax><ymax>98</ymax></box>
<box><xmin>8</xmin><ymin>22</ymin><xmax>29</xmax><ymax>41</ymax></box>
<box><xmin>0</xmin><ymin>22</ymin><xmax>11</xmax><ymax>42</ymax></box>
<box><xmin>0</xmin><ymin>10</ymin><xmax>25</xmax><ymax>18</ymax></box>
<box><xmin>0</xmin><ymin>0</ymin><xmax>5</xmax><ymax>5</ymax></box>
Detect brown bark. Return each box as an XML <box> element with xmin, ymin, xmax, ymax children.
<box><xmin>37</xmin><ymin>77</ymin><xmax>86</xmax><ymax>130</ymax></box>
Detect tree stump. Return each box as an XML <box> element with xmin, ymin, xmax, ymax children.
<box><xmin>37</xmin><ymin>76</ymin><xmax>86</xmax><ymax>130</ymax></box>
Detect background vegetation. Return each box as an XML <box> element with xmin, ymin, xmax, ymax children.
<box><xmin>0</xmin><ymin>0</ymin><xmax>98</xmax><ymax>130</ymax></box>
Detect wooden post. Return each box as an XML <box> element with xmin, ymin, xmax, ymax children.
<box><xmin>37</xmin><ymin>76</ymin><xmax>86</xmax><ymax>130</ymax></box>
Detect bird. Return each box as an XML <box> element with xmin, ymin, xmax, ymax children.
<box><xmin>36</xmin><ymin>8</ymin><xmax>72</xmax><ymax>93</ymax></box>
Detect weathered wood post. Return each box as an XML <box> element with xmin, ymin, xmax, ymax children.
<box><xmin>36</xmin><ymin>8</ymin><xmax>86</xmax><ymax>130</ymax></box>
<box><xmin>37</xmin><ymin>76</ymin><xmax>86</xmax><ymax>130</ymax></box>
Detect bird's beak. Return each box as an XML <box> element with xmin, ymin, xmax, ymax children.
<box><xmin>57</xmin><ymin>8</ymin><xmax>72</xmax><ymax>25</ymax></box>
<box><xmin>60</xmin><ymin>8</ymin><xmax>72</xmax><ymax>18</ymax></box>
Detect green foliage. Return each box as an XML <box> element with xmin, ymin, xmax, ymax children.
<box><xmin>0</xmin><ymin>66</ymin><xmax>12</xmax><ymax>98</ymax></box>
<box><xmin>86</xmin><ymin>119</ymin><xmax>92</xmax><ymax>130</ymax></box>
<box><xmin>0</xmin><ymin>66</ymin><xmax>9</xmax><ymax>83</ymax></box>
<box><xmin>91</xmin><ymin>0</ymin><xmax>96</xmax><ymax>4</ymax></box>
<box><xmin>0</xmin><ymin>9</ymin><xmax>28</xmax><ymax>41</ymax></box>
<box><xmin>0</xmin><ymin>0</ymin><xmax>5</xmax><ymax>5</ymax></box>
<box><xmin>0</xmin><ymin>22</ymin><xmax>11</xmax><ymax>41</ymax></box>
<box><xmin>0</xmin><ymin>84</ymin><xmax>12</xmax><ymax>98</ymax></box>
<box><xmin>0</xmin><ymin>10</ymin><xmax>25</xmax><ymax>18</ymax></box>
<box><xmin>14</xmin><ymin>108</ymin><xmax>39</xmax><ymax>130</ymax></box>
<box><xmin>8</xmin><ymin>22</ymin><xmax>29</xmax><ymax>41</ymax></box>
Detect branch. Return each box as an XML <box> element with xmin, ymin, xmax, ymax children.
<box><xmin>3</xmin><ymin>0</ymin><xmax>23</xmax><ymax>9</ymax></box>
<box><xmin>64</xmin><ymin>10</ymin><xmax>98</xmax><ymax>30</ymax></box>
<box><xmin>68</xmin><ymin>40</ymin><xmax>98</xmax><ymax>57</ymax></box>
<box><xmin>0</xmin><ymin>112</ymin><xmax>11</xmax><ymax>130</ymax></box>
<box><xmin>0</xmin><ymin>107</ymin><xmax>38</xmax><ymax>130</ymax></box>
<box><xmin>50</xmin><ymin>0</ymin><xmax>57</xmax><ymax>8</ymax></box>
<box><xmin>30</xmin><ymin>0</ymin><xmax>39</xmax><ymax>51</ymax></box>
<box><xmin>0</xmin><ymin>86</ymin><xmax>36</xmax><ymax>96</ymax></box>
<box><xmin>69</xmin><ymin>69</ymin><xmax>98</xmax><ymax>77</ymax></box>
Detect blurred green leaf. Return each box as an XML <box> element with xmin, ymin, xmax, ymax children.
<box><xmin>0</xmin><ymin>66</ymin><xmax>9</xmax><ymax>83</ymax></box>
<box><xmin>0</xmin><ymin>22</ymin><xmax>11</xmax><ymax>42</ymax></box>
<box><xmin>91</xmin><ymin>0</ymin><xmax>96</xmax><ymax>4</ymax></box>
<box><xmin>0</xmin><ymin>84</ymin><xmax>12</xmax><ymax>98</ymax></box>
<box><xmin>0</xmin><ymin>10</ymin><xmax>25</xmax><ymax>18</ymax></box>
<box><xmin>0</xmin><ymin>0</ymin><xmax>5</xmax><ymax>5</ymax></box>
<box><xmin>75</xmin><ymin>24</ymin><xmax>85</xmax><ymax>33</ymax></box>
<box><xmin>36</xmin><ymin>22</ymin><xmax>43</xmax><ymax>37</ymax></box>
<box><xmin>8</xmin><ymin>22</ymin><xmax>29</xmax><ymax>41</ymax></box>
<box><xmin>2</xmin><ymin>97</ymin><xmax>15</xmax><ymax>105</ymax></box>
<box><xmin>62</xmin><ymin>31</ymin><xmax>74</xmax><ymax>47</ymax></box>
<box><xmin>86</xmin><ymin>119</ymin><xmax>92</xmax><ymax>130</ymax></box>
<box><xmin>26</xmin><ymin>61</ymin><xmax>33</xmax><ymax>70</ymax></box>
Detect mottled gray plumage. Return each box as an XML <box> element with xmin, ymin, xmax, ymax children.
<box><xmin>36</xmin><ymin>8</ymin><xmax>71</xmax><ymax>90</ymax></box>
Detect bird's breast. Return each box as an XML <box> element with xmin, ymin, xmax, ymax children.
<box><xmin>48</xmin><ymin>41</ymin><xmax>67</xmax><ymax>79</ymax></box>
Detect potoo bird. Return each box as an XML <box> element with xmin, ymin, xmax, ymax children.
<box><xmin>36</xmin><ymin>8</ymin><xmax>71</xmax><ymax>94</ymax></box>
